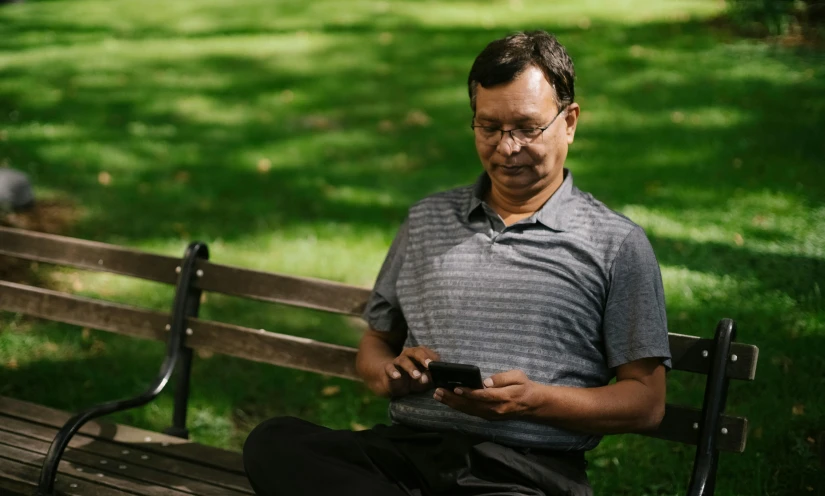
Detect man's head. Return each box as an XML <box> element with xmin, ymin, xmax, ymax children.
<box><xmin>468</xmin><ymin>31</ymin><xmax>579</xmax><ymax>201</ymax></box>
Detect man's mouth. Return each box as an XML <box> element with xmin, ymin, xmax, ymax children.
<box><xmin>496</xmin><ymin>163</ymin><xmax>531</xmax><ymax>171</ymax></box>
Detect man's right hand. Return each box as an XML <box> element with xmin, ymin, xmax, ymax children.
<box><xmin>383</xmin><ymin>346</ymin><xmax>440</xmax><ymax>397</ymax></box>
<box><xmin>356</xmin><ymin>328</ymin><xmax>441</xmax><ymax>398</ymax></box>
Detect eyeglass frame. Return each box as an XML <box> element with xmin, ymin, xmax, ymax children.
<box><xmin>470</xmin><ymin>106</ymin><xmax>568</xmax><ymax>146</ymax></box>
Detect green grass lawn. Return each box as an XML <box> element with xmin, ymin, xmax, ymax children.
<box><xmin>1</xmin><ymin>0</ymin><xmax>824</xmax><ymax>494</ymax></box>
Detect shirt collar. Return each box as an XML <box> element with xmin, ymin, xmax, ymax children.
<box><xmin>464</xmin><ymin>168</ymin><xmax>576</xmax><ymax>232</ymax></box>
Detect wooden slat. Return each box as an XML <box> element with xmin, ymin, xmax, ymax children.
<box><xmin>0</xmin><ymin>397</ymin><xmax>246</xmax><ymax>476</ymax></box>
<box><xmin>0</xmin><ymin>467</ymin><xmax>40</xmax><ymax>496</ymax></box>
<box><xmin>187</xmin><ymin>318</ymin><xmax>358</xmax><ymax>380</ymax></box>
<box><xmin>196</xmin><ymin>262</ymin><xmax>370</xmax><ymax>316</ymax></box>
<box><xmin>0</xmin><ymin>280</ymin><xmax>169</xmax><ymax>341</ymax></box>
<box><xmin>0</xmin><ymin>428</ymin><xmax>248</xmax><ymax>495</ymax></box>
<box><xmin>0</xmin><ymin>416</ymin><xmax>251</xmax><ymax>494</ymax></box>
<box><xmin>0</xmin><ymin>454</ymin><xmax>132</xmax><ymax>496</ymax></box>
<box><xmin>638</xmin><ymin>404</ymin><xmax>748</xmax><ymax>453</ymax></box>
<box><xmin>0</xmin><ymin>226</ymin><xmax>371</xmax><ymax>315</ymax></box>
<box><xmin>0</xmin><ymin>226</ymin><xmax>179</xmax><ymax>285</ymax></box>
<box><xmin>0</xmin><ymin>281</ymin><xmax>360</xmax><ymax>380</ymax></box>
<box><xmin>0</xmin><ymin>442</ymin><xmax>198</xmax><ymax>496</ymax></box>
<box><xmin>669</xmin><ymin>333</ymin><xmax>759</xmax><ymax>380</ymax></box>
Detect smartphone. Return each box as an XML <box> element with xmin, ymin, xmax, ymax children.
<box><xmin>428</xmin><ymin>361</ymin><xmax>484</xmax><ymax>390</ymax></box>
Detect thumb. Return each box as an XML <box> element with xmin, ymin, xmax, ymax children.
<box><xmin>486</xmin><ymin>369</ymin><xmax>528</xmax><ymax>388</ymax></box>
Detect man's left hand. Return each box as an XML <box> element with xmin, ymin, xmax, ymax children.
<box><xmin>433</xmin><ymin>369</ymin><xmax>540</xmax><ymax>421</ymax></box>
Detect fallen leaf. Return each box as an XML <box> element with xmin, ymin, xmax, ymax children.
<box><xmin>280</xmin><ymin>89</ymin><xmax>295</xmax><ymax>104</ymax></box>
<box><xmin>7</xmin><ymin>358</ymin><xmax>18</xmax><ymax>369</ymax></box>
<box><xmin>301</xmin><ymin>115</ymin><xmax>333</xmax><ymax>130</ymax></box>
<box><xmin>644</xmin><ymin>181</ymin><xmax>661</xmax><ymax>195</ymax></box>
<box><xmin>44</xmin><ymin>342</ymin><xmax>59</xmax><ymax>353</ymax></box>
<box><xmin>200</xmin><ymin>292</ymin><xmax>208</xmax><ymax>304</ymax></box>
<box><xmin>351</xmin><ymin>422</ymin><xmax>368</xmax><ymax>431</ymax></box>
<box><xmin>175</xmin><ymin>171</ymin><xmax>190</xmax><ymax>183</ymax></box>
<box><xmin>257</xmin><ymin>158</ymin><xmax>272</xmax><ymax>173</ymax></box>
<box><xmin>98</xmin><ymin>171</ymin><xmax>112</xmax><ymax>186</ymax></box>
<box><xmin>752</xmin><ymin>215</ymin><xmax>767</xmax><ymax>226</ymax></box>
<box><xmin>629</xmin><ymin>45</ymin><xmax>644</xmax><ymax>58</ymax></box>
<box><xmin>577</xmin><ymin>17</ymin><xmax>591</xmax><ymax>30</ymax></box>
<box><xmin>0</xmin><ymin>130</ymin><xmax>7</xmax><ymax>141</ymax></box>
<box><xmin>322</xmin><ymin>385</ymin><xmax>341</xmax><ymax>396</ymax></box>
<box><xmin>197</xmin><ymin>349</ymin><xmax>214</xmax><ymax>359</ymax></box>
<box><xmin>670</xmin><ymin>111</ymin><xmax>685</xmax><ymax>123</ymax></box>
<box><xmin>792</xmin><ymin>404</ymin><xmax>805</xmax><ymax>416</ymax></box>
<box><xmin>733</xmin><ymin>233</ymin><xmax>744</xmax><ymax>246</ymax></box>
<box><xmin>378</xmin><ymin>120</ymin><xmax>394</xmax><ymax>132</ymax></box>
<box><xmin>404</xmin><ymin>109</ymin><xmax>431</xmax><ymax>127</ymax></box>
<box><xmin>378</xmin><ymin>32</ymin><xmax>393</xmax><ymax>45</ymax></box>
<box><xmin>82</xmin><ymin>328</ymin><xmax>91</xmax><ymax>341</ymax></box>
<box><xmin>807</xmin><ymin>436</ymin><xmax>816</xmax><ymax>444</ymax></box>
<box><xmin>72</xmin><ymin>279</ymin><xmax>84</xmax><ymax>291</ymax></box>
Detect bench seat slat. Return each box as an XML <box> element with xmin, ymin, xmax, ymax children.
<box><xmin>0</xmin><ymin>441</ymin><xmax>201</xmax><ymax>496</ymax></box>
<box><xmin>0</xmin><ymin>416</ymin><xmax>252</xmax><ymax>494</ymax></box>
<box><xmin>669</xmin><ymin>333</ymin><xmax>758</xmax><ymax>380</ymax></box>
<box><xmin>0</xmin><ymin>454</ymin><xmax>132</xmax><ymax>496</ymax></box>
<box><xmin>0</xmin><ymin>397</ymin><xmax>247</xmax><ymax>476</ymax></box>
<box><xmin>641</xmin><ymin>404</ymin><xmax>748</xmax><ymax>453</ymax></box>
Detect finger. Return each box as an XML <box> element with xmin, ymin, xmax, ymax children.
<box><xmin>456</xmin><ymin>386</ymin><xmax>502</xmax><ymax>402</ymax></box>
<box><xmin>434</xmin><ymin>389</ymin><xmax>486</xmax><ymax>417</ymax></box>
<box><xmin>384</xmin><ymin>362</ymin><xmax>402</xmax><ymax>380</ymax></box>
<box><xmin>486</xmin><ymin>369</ymin><xmax>528</xmax><ymax>388</ymax></box>
<box><xmin>406</xmin><ymin>347</ymin><xmax>440</xmax><ymax>369</ymax></box>
<box><xmin>394</xmin><ymin>355</ymin><xmax>424</xmax><ymax>380</ymax></box>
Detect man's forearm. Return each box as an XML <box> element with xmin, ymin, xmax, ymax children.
<box><xmin>525</xmin><ymin>379</ymin><xmax>665</xmax><ymax>434</ymax></box>
<box><xmin>355</xmin><ymin>332</ymin><xmax>398</xmax><ymax>396</ymax></box>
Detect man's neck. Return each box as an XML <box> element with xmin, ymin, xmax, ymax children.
<box><xmin>485</xmin><ymin>176</ymin><xmax>563</xmax><ymax>227</ymax></box>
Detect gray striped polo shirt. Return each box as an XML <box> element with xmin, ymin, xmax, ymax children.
<box><xmin>363</xmin><ymin>169</ymin><xmax>671</xmax><ymax>451</ymax></box>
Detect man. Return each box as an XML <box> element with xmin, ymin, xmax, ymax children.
<box><xmin>244</xmin><ymin>30</ymin><xmax>671</xmax><ymax>496</ymax></box>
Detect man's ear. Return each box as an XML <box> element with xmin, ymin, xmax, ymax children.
<box><xmin>564</xmin><ymin>103</ymin><xmax>580</xmax><ymax>144</ymax></box>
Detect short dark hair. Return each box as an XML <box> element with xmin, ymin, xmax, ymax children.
<box><xmin>468</xmin><ymin>30</ymin><xmax>575</xmax><ymax>112</ymax></box>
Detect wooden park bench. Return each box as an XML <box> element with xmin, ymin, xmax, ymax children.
<box><xmin>0</xmin><ymin>226</ymin><xmax>759</xmax><ymax>496</ymax></box>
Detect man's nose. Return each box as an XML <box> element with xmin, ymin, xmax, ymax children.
<box><xmin>496</xmin><ymin>132</ymin><xmax>522</xmax><ymax>156</ymax></box>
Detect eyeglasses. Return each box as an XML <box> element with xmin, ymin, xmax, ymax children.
<box><xmin>470</xmin><ymin>107</ymin><xmax>567</xmax><ymax>146</ymax></box>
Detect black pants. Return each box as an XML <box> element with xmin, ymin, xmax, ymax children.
<box><xmin>243</xmin><ymin>416</ymin><xmax>592</xmax><ymax>496</ymax></box>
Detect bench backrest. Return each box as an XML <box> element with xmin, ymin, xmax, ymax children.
<box><xmin>0</xmin><ymin>226</ymin><xmax>758</xmax><ymax>454</ymax></box>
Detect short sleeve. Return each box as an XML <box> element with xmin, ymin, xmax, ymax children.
<box><xmin>361</xmin><ymin>219</ymin><xmax>409</xmax><ymax>333</ymax></box>
<box><xmin>603</xmin><ymin>226</ymin><xmax>672</xmax><ymax>370</ymax></box>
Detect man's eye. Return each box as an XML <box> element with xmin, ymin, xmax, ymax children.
<box><xmin>481</xmin><ymin>126</ymin><xmax>499</xmax><ymax>134</ymax></box>
<box><xmin>519</xmin><ymin>128</ymin><xmax>542</xmax><ymax>138</ymax></box>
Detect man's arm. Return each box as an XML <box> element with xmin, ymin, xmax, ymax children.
<box><xmin>356</xmin><ymin>328</ymin><xmax>405</xmax><ymax>396</ymax></box>
<box><xmin>524</xmin><ymin>357</ymin><xmax>666</xmax><ymax>433</ymax></box>
<box><xmin>434</xmin><ymin>357</ymin><xmax>666</xmax><ymax>434</ymax></box>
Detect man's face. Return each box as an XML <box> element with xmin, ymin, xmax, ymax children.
<box><xmin>473</xmin><ymin>65</ymin><xmax>579</xmax><ymax>198</ymax></box>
